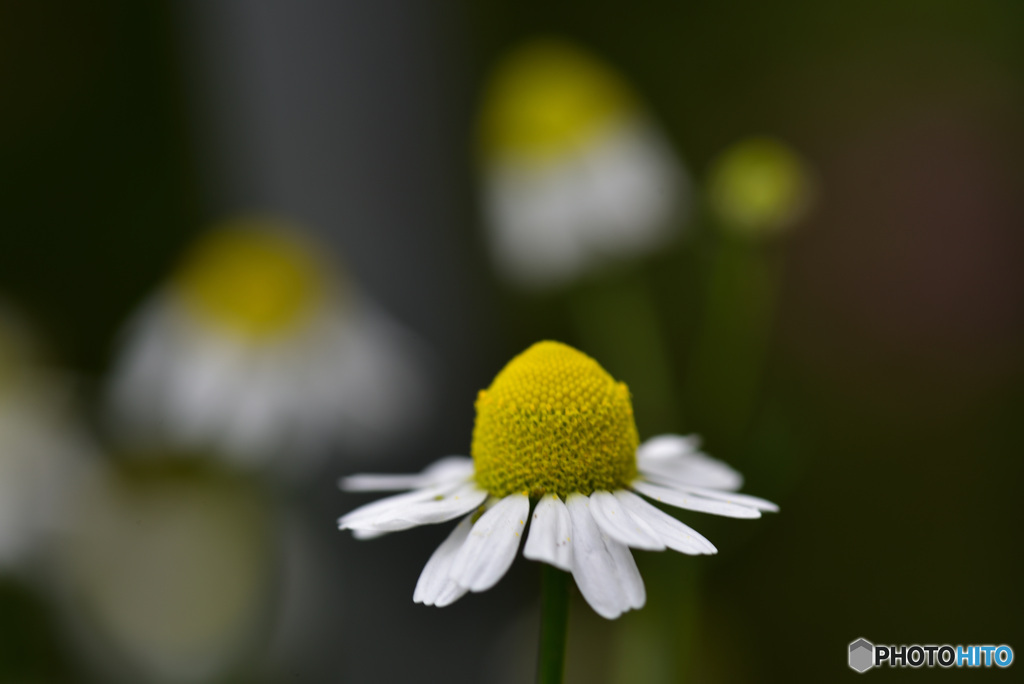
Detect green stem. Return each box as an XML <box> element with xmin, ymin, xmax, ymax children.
<box><xmin>685</xmin><ymin>237</ymin><xmax>783</xmax><ymax>447</ymax></box>
<box><xmin>537</xmin><ymin>564</ymin><xmax>570</xmax><ymax>684</ymax></box>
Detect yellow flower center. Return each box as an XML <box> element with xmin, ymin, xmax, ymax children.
<box><xmin>471</xmin><ymin>341</ymin><xmax>639</xmax><ymax>498</ymax></box>
<box><xmin>478</xmin><ymin>39</ymin><xmax>636</xmax><ymax>160</ymax></box>
<box><xmin>175</xmin><ymin>221</ymin><xmax>327</xmax><ymax>339</ymax></box>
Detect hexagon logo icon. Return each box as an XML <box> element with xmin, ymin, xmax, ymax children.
<box><xmin>849</xmin><ymin>638</ymin><xmax>874</xmax><ymax>673</ymax></box>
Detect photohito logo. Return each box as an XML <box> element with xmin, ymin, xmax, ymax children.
<box><xmin>849</xmin><ymin>639</ymin><xmax>874</xmax><ymax>673</ymax></box>
<box><xmin>849</xmin><ymin>638</ymin><xmax>1014</xmax><ymax>672</ymax></box>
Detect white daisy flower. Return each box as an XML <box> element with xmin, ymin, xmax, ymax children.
<box><xmin>478</xmin><ymin>39</ymin><xmax>689</xmax><ymax>289</ymax></box>
<box><xmin>339</xmin><ymin>341</ymin><xmax>776</xmax><ymax>619</ymax></box>
<box><xmin>706</xmin><ymin>136</ymin><xmax>815</xmax><ymax>239</ymax></box>
<box><xmin>106</xmin><ymin>218</ymin><xmax>427</xmax><ymax>470</ymax></box>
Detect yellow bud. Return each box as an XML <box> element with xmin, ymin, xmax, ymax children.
<box><xmin>707</xmin><ymin>137</ymin><xmax>812</xmax><ymax>238</ymax></box>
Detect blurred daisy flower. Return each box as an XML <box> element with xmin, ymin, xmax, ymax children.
<box><xmin>478</xmin><ymin>39</ymin><xmax>689</xmax><ymax>289</ymax></box>
<box><xmin>57</xmin><ymin>463</ymin><xmax>276</xmax><ymax>684</ymax></box>
<box><xmin>706</xmin><ymin>137</ymin><xmax>814</xmax><ymax>239</ymax></box>
<box><xmin>106</xmin><ymin>218</ymin><xmax>428</xmax><ymax>470</ymax></box>
<box><xmin>339</xmin><ymin>341</ymin><xmax>776</xmax><ymax>619</ymax></box>
<box><xmin>0</xmin><ymin>304</ymin><xmax>95</xmax><ymax>572</ymax></box>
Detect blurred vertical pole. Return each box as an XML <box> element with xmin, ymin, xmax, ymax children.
<box><xmin>174</xmin><ymin>1</ymin><xmax>487</xmax><ymax>391</ymax></box>
<box><xmin>171</xmin><ymin>2</ymin><xmax>498</xmax><ymax>682</ymax></box>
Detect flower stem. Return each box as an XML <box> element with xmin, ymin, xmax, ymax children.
<box><xmin>537</xmin><ymin>564</ymin><xmax>570</xmax><ymax>684</ymax></box>
<box><xmin>685</xmin><ymin>236</ymin><xmax>783</xmax><ymax>448</ymax></box>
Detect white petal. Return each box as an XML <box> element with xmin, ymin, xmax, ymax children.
<box><xmin>632</xmin><ymin>480</ymin><xmax>762</xmax><ymax>519</ymax></box>
<box><xmin>221</xmin><ymin>356</ymin><xmax>292</xmax><ymax>457</ymax></box>
<box><xmin>418</xmin><ymin>457</ymin><xmax>477</xmax><ymax>484</ymax></box>
<box><xmin>340</xmin><ymin>457</ymin><xmax>474</xmax><ymax>492</ymax></box>
<box><xmin>433</xmin><ymin>579</ymin><xmax>470</xmax><ymax>607</ymax></box>
<box><xmin>636</xmin><ymin>434</ymin><xmax>702</xmax><ymax>461</ymax></box>
<box><xmin>339</xmin><ymin>483</ymin><xmax>452</xmax><ymax>527</ymax></box>
<box><xmin>637</xmin><ymin>435</ymin><xmax>743</xmax><ymax>491</ymax></box>
<box><xmin>657</xmin><ymin>484</ymin><xmax>778</xmax><ymax>513</ymax></box>
<box><xmin>107</xmin><ymin>302</ymin><xmax>180</xmax><ymax>432</ymax></box>
<box><xmin>351</xmin><ymin>528</ymin><xmax>389</xmax><ymax>540</ymax></box>
<box><xmin>583</xmin><ymin>122</ymin><xmax>681</xmax><ymax>252</ymax></box>
<box><xmin>351</xmin><ymin>483</ymin><xmax>487</xmax><ymax>532</ymax></box>
<box><xmin>304</xmin><ymin>303</ymin><xmax>428</xmax><ymax>436</ymax></box>
<box><xmin>604</xmin><ymin>535</ymin><xmax>646</xmax><ymax>610</ymax></box>
<box><xmin>486</xmin><ymin>161</ymin><xmax>589</xmax><ymax>287</ymax></box>
<box><xmin>565</xmin><ymin>494</ymin><xmax>645</xmax><ymax>620</ymax></box>
<box><xmin>588</xmin><ymin>491</ymin><xmax>664</xmax><ymax>551</ymax></box>
<box><xmin>341</xmin><ymin>474</ymin><xmax>429</xmax><ymax>492</ymax></box>
<box><xmin>448</xmin><ymin>494</ymin><xmax>528</xmax><ymax>593</ymax></box>
<box><xmin>523</xmin><ymin>495</ymin><xmax>573</xmax><ymax>572</ymax></box>
<box><xmin>340</xmin><ymin>487</ymin><xmax>439</xmax><ymax>528</ymax></box>
<box><xmin>413</xmin><ymin>515</ymin><xmax>474</xmax><ymax>607</ymax></box>
<box><xmin>339</xmin><ymin>482</ymin><xmax>487</xmax><ymax>532</ymax></box>
<box><xmin>164</xmin><ymin>326</ymin><xmax>254</xmax><ymax>446</ymax></box>
<box><xmin>638</xmin><ymin>456</ymin><xmax>744</xmax><ymax>492</ymax></box>
<box><xmin>615</xmin><ymin>490</ymin><xmax>716</xmax><ymax>555</ymax></box>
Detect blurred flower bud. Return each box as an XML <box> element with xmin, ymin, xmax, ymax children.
<box><xmin>707</xmin><ymin>137</ymin><xmax>813</xmax><ymax>239</ymax></box>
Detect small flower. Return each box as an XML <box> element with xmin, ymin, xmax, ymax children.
<box><xmin>107</xmin><ymin>218</ymin><xmax>427</xmax><ymax>469</ymax></box>
<box><xmin>339</xmin><ymin>341</ymin><xmax>776</xmax><ymax>619</ymax></box>
<box><xmin>706</xmin><ymin>137</ymin><xmax>814</xmax><ymax>239</ymax></box>
<box><xmin>478</xmin><ymin>39</ymin><xmax>689</xmax><ymax>289</ymax></box>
